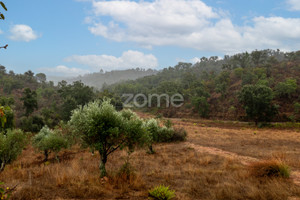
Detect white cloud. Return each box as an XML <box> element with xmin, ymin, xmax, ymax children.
<box><xmin>0</xmin><ymin>29</ymin><xmax>3</xmax><ymax>34</ymax></box>
<box><xmin>9</xmin><ymin>24</ymin><xmax>38</xmax><ymax>42</ymax></box>
<box><xmin>65</xmin><ymin>50</ymin><xmax>158</xmax><ymax>71</ymax></box>
<box><xmin>38</xmin><ymin>65</ymin><xmax>90</xmax><ymax>77</ymax></box>
<box><xmin>287</xmin><ymin>0</ymin><xmax>300</xmax><ymax>11</ymax></box>
<box><xmin>85</xmin><ymin>0</ymin><xmax>300</xmax><ymax>53</ymax></box>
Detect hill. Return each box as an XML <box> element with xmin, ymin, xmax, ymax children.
<box><xmin>106</xmin><ymin>49</ymin><xmax>300</xmax><ymax>122</ymax></box>
<box><xmin>49</xmin><ymin>68</ymin><xmax>158</xmax><ymax>89</ymax></box>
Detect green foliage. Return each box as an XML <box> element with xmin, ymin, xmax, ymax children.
<box><xmin>149</xmin><ymin>185</ymin><xmax>176</xmax><ymax>200</ymax></box>
<box><xmin>35</xmin><ymin>73</ymin><xmax>46</xmax><ymax>83</ymax></box>
<box><xmin>145</xmin><ymin>119</ymin><xmax>187</xmax><ymax>145</ymax></box>
<box><xmin>0</xmin><ymin>129</ymin><xmax>26</xmax><ymax>171</ymax></box>
<box><xmin>192</xmin><ymin>96</ymin><xmax>210</xmax><ymax>118</ymax></box>
<box><xmin>239</xmin><ymin>84</ymin><xmax>277</xmax><ymax>125</ymax></box>
<box><xmin>20</xmin><ymin>115</ymin><xmax>44</xmax><ymax>132</ymax></box>
<box><xmin>58</xmin><ymin>81</ymin><xmax>95</xmax><ymax>121</ymax></box>
<box><xmin>0</xmin><ymin>182</ymin><xmax>12</xmax><ymax>200</ymax></box>
<box><xmin>295</xmin><ymin>102</ymin><xmax>300</xmax><ymax>114</ymax></box>
<box><xmin>21</xmin><ymin>88</ymin><xmax>38</xmax><ymax>116</ymax></box>
<box><xmin>0</xmin><ymin>105</ymin><xmax>14</xmax><ymax>132</ymax></box>
<box><xmin>32</xmin><ymin>126</ymin><xmax>69</xmax><ymax>162</ymax></box>
<box><xmin>69</xmin><ymin>99</ymin><xmax>146</xmax><ymax>177</ymax></box>
<box><xmin>275</xmin><ymin>78</ymin><xmax>297</xmax><ymax>98</ymax></box>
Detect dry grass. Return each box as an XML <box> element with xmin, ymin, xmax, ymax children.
<box><xmin>248</xmin><ymin>158</ymin><xmax>290</xmax><ymax>178</ymax></box>
<box><xmin>1</xmin><ymin>116</ymin><xmax>300</xmax><ymax>199</ymax></box>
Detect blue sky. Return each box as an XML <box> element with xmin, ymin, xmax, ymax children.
<box><xmin>0</xmin><ymin>0</ymin><xmax>299</xmax><ymax>77</ymax></box>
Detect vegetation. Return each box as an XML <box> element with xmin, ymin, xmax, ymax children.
<box><xmin>0</xmin><ymin>129</ymin><xmax>26</xmax><ymax>171</ymax></box>
<box><xmin>61</xmin><ymin>68</ymin><xmax>157</xmax><ymax>89</ymax></box>
<box><xmin>148</xmin><ymin>185</ymin><xmax>175</xmax><ymax>200</ymax></box>
<box><xmin>69</xmin><ymin>99</ymin><xmax>147</xmax><ymax>177</ymax></box>
<box><xmin>32</xmin><ymin>126</ymin><xmax>69</xmax><ymax>162</ymax></box>
<box><xmin>249</xmin><ymin>159</ymin><xmax>290</xmax><ymax>178</ymax></box>
<box><xmin>0</xmin><ymin>182</ymin><xmax>12</xmax><ymax>200</ymax></box>
<box><xmin>239</xmin><ymin>84</ymin><xmax>277</xmax><ymax>125</ymax></box>
<box><xmin>106</xmin><ymin>49</ymin><xmax>300</xmax><ymax>124</ymax></box>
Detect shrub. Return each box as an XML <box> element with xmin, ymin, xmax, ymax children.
<box><xmin>144</xmin><ymin>119</ymin><xmax>187</xmax><ymax>153</ymax></box>
<box><xmin>192</xmin><ymin>96</ymin><xmax>210</xmax><ymax>118</ymax></box>
<box><xmin>32</xmin><ymin>126</ymin><xmax>69</xmax><ymax>162</ymax></box>
<box><xmin>120</xmin><ymin>109</ymin><xmax>138</xmax><ymax>120</ymax></box>
<box><xmin>275</xmin><ymin>78</ymin><xmax>297</xmax><ymax>98</ymax></box>
<box><xmin>249</xmin><ymin>159</ymin><xmax>290</xmax><ymax>178</ymax></box>
<box><xmin>0</xmin><ymin>129</ymin><xmax>26</xmax><ymax>171</ymax></box>
<box><xmin>170</xmin><ymin>127</ymin><xmax>187</xmax><ymax>142</ymax></box>
<box><xmin>0</xmin><ymin>182</ymin><xmax>12</xmax><ymax>200</ymax></box>
<box><xmin>0</xmin><ymin>105</ymin><xmax>14</xmax><ymax>133</ymax></box>
<box><xmin>20</xmin><ymin>115</ymin><xmax>44</xmax><ymax>133</ymax></box>
<box><xmin>149</xmin><ymin>185</ymin><xmax>176</xmax><ymax>200</ymax></box>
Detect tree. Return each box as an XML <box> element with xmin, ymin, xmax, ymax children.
<box><xmin>32</xmin><ymin>126</ymin><xmax>69</xmax><ymax>162</ymax></box>
<box><xmin>58</xmin><ymin>81</ymin><xmax>95</xmax><ymax>121</ymax></box>
<box><xmin>0</xmin><ymin>129</ymin><xmax>26</xmax><ymax>171</ymax></box>
<box><xmin>35</xmin><ymin>73</ymin><xmax>47</xmax><ymax>83</ymax></box>
<box><xmin>0</xmin><ymin>105</ymin><xmax>14</xmax><ymax>132</ymax></box>
<box><xmin>192</xmin><ymin>96</ymin><xmax>210</xmax><ymax>118</ymax></box>
<box><xmin>21</xmin><ymin>88</ymin><xmax>38</xmax><ymax>116</ymax></box>
<box><xmin>69</xmin><ymin>99</ymin><xmax>146</xmax><ymax>177</ymax></box>
<box><xmin>275</xmin><ymin>78</ymin><xmax>297</xmax><ymax>98</ymax></box>
<box><xmin>239</xmin><ymin>84</ymin><xmax>277</xmax><ymax>125</ymax></box>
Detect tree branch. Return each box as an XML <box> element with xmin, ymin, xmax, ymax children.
<box><xmin>107</xmin><ymin>139</ymin><xmax>126</xmax><ymax>156</ymax></box>
<box><xmin>0</xmin><ymin>44</ymin><xmax>8</xmax><ymax>49</ymax></box>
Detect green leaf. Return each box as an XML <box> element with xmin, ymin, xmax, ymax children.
<box><xmin>0</xmin><ymin>13</ymin><xmax>4</xmax><ymax>20</ymax></box>
<box><xmin>0</xmin><ymin>2</ymin><xmax>7</xmax><ymax>11</ymax></box>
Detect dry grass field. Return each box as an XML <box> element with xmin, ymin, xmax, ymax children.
<box><xmin>1</xmin><ymin>114</ymin><xmax>300</xmax><ymax>199</ymax></box>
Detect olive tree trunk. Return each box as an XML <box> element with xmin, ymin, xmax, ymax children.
<box><xmin>99</xmin><ymin>152</ymin><xmax>107</xmax><ymax>177</ymax></box>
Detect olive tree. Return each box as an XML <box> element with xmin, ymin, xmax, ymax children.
<box><xmin>69</xmin><ymin>99</ymin><xmax>147</xmax><ymax>177</ymax></box>
<box><xmin>0</xmin><ymin>129</ymin><xmax>26</xmax><ymax>171</ymax></box>
<box><xmin>32</xmin><ymin>126</ymin><xmax>69</xmax><ymax>162</ymax></box>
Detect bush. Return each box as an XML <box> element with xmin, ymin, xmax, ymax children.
<box><xmin>32</xmin><ymin>126</ymin><xmax>69</xmax><ymax>162</ymax></box>
<box><xmin>0</xmin><ymin>182</ymin><xmax>12</xmax><ymax>200</ymax></box>
<box><xmin>170</xmin><ymin>127</ymin><xmax>187</xmax><ymax>142</ymax></box>
<box><xmin>149</xmin><ymin>185</ymin><xmax>176</xmax><ymax>200</ymax></box>
<box><xmin>145</xmin><ymin>119</ymin><xmax>187</xmax><ymax>143</ymax></box>
<box><xmin>0</xmin><ymin>105</ymin><xmax>14</xmax><ymax>133</ymax></box>
<box><xmin>249</xmin><ymin>159</ymin><xmax>290</xmax><ymax>178</ymax></box>
<box><xmin>0</xmin><ymin>129</ymin><xmax>26</xmax><ymax>171</ymax></box>
<box><xmin>20</xmin><ymin>115</ymin><xmax>44</xmax><ymax>133</ymax></box>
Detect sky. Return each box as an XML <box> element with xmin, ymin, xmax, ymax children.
<box><xmin>0</xmin><ymin>0</ymin><xmax>299</xmax><ymax>77</ymax></box>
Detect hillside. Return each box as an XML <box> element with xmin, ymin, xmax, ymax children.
<box><xmin>49</xmin><ymin>68</ymin><xmax>158</xmax><ymax>89</ymax></box>
<box><xmin>107</xmin><ymin>49</ymin><xmax>300</xmax><ymax>122</ymax></box>
<box><xmin>0</xmin><ymin>68</ymin><xmax>96</xmax><ymax>131</ymax></box>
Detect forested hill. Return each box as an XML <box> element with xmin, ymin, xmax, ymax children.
<box><xmin>50</xmin><ymin>68</ymin><xmax>158</xmax><ymax>89</ymax></box>
<box><xmin>107</xmin><ymin>49</ymin><xmax>300</xmax><ymax>123</ymax></box>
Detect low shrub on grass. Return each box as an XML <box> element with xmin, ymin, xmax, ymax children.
<box><xmin>149</xmin><ymin>185</ymin><xmax>175</xmax><ymax>200</ymax></box>
<box><xmin>249</xmin><ymin>159</ymin><xmax>290</xmax><ymax>178</ymax></box>
<box><xmin>32</xmin><ymin>126</ymin><xmax>69</xmax><ymax>162</ymax></box>
<box><xmin>169</xmin><ymin>127</ymin><xmax>187</xmax><ymax>142</ymax></box>
<box><xmin>0</xmin><ymin>182</ymin><xmax>13</xmax><ymax>200</ymax></box>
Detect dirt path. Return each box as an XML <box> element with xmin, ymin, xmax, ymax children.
<box><xmin>185</xmin><ymin>142</ymin><xmax>258</xmax><ymax>165</ymax></box>
<box><xmin>185</xmin><ymin>141</ymin><xmax>300</xmax><ymax>186</ymax></box>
